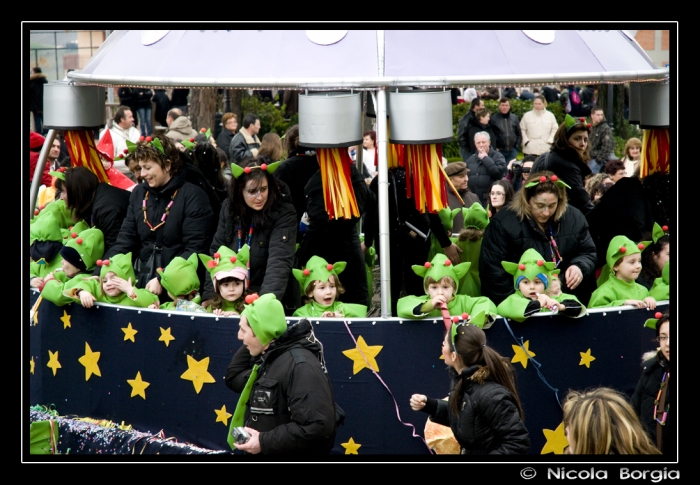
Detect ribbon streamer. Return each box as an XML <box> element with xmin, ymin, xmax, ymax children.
<box><xmin>64</xmin><ymin>130</ymin><xmax>110</xmax><ymax>183</ymax></box>
<box><xmin>318</xmin><ymin>148</ymin><xmax>360</xmax><ymax>220</ymax></box>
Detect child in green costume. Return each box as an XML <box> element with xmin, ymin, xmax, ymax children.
<box><xmin>199</xmin><ymin>245</ymin><xmax>249</xmax><ymax>316</ymax></box>
<box><xmin>649</xmin><ymin>261</ymin><xmax>669</xmax><ymax>302</ymax></box>
<box><xmin>589</xmin><ymin>235</ymin><xmax>657</xmax><ymax>309</ymax></box>
<box><xmin>453</xmin><ymin>202</ymin><xmax>489</xmax><ymax>298</ymax></box>
<box><xmin>155</xmin><ymin>253</ymin><xmax>206</xmax><ymax>312</ymax></box>
<box><xmin>65</xmin><ymin>252</ymin><xmax>158</xmax><ymax>308</ymax></box>
<box><xmin>41</xmin><ymin>228</ymin><xmax>105</xmax><ymax>307</ymax></box>
<box><xmin>396</xmin><ymin>253</ymin><xmax>497</xmax><ymax>328</ymax></box>
<box><xmin>292</xmin><ymin>256</ymin><xmax>367</xmax><ymax>318</ymax></box>
<box><xmin>496</xmin><ymin>249</ymin><xmax>585</xmax><ymax>322</ymax></box>
<box><xmin>30</xmin><ymin>211</ymin><xmax>65</xmax><ymax>288</ymax></box>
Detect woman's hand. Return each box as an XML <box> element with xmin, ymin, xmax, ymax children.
<box><xmin>410</xmin><ymin>394</ymin><xmax>428</xmax><ymax>411</ymax></box>
<box><xmin>146</xmin><ymin>277</ymin><xmax>162</xmax><ymax>295</ymax></box>
<box><xmin>564</xmin><ymin>265</ymin><xmax>583</xmax><ymax>290</ymax></box>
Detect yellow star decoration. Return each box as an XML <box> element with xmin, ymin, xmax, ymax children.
<box><xmin>159</xmin><ymin>327</ymin><xmax>175</xmax><ymax>347</ymax></box>
<box><xmin>541</xmin><ymin>422</ymin><xmax>569</xmax><ymax>454</ymax></box>
<box><xmin>342</xmin><ymin>336</ymin><xmax>382</xmax><ymax>375</ymax></box>
<box><xmin>341</xmin><ymin>437</ymin><xmax>362</xmax><ymax>454</ymax></box>
<box><xmin>579</xmin><ymin>348</ymin><xmax>596</xmax><ymax>368</ymax></box>
<box><xmin>180</xmin><ymin>355</ymin><xmax>216</xmax><ymax>394</ymax></box>
<box><xmin>30</xmin><ymin>356</ymin><xmax>35</xmax><ymax>374</ymax></box>
<box><xmin>122</xmin><ymin>322</ymin><xmax>138</xmax><ymax>342</ymax></box>
<box><xmin>60</xmin><ymin>310</ymin><xmax>72</xmax><ymax>329</ymax></box>
<box><xmin>47</xmin><ymin>350</ymin><xmax>61</xmax><ymax>376</ymax></box>
<box><xmin>215</xmin><ymin>405</ymin><xmax>233</xmax><ymax>426</ymax></box>
<box><xmin>78</xmin><ymin>342</ymin><xmax>101</xmax><ymax>381</ymax></box>
<box><xmin>511</xmin><ymin>340</ymin><xmax>536</xmax><ymax>369</ymax></box>
<box><xmin>127</xmin><ymin>371</ymin><xmax>150</xmax><ymax>399</ymax></box>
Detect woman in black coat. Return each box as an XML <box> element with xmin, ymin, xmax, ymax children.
<box><xmin>479</xmin><ymin>170</ymin><xmax>597</xmax><ymax>306</ymax></box>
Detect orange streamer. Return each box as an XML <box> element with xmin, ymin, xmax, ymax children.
<box><xmin>404</xmin><ymin>144</ymin><xmax>450</xmax><ymax>213</ymax></box>
<box><xmin>318</xmin><ymin>148</ymin><xmax>360</xmax><ymax>220</ymax></box>
<box><xmin>640</xmin><ymin>128</ymin><xmax>670</xmax><ymax>178</ymax></box>
<box><xmin>64</xmin><ymin>130</ymin><xmax>110</xmax><ymax>183</ymax></box>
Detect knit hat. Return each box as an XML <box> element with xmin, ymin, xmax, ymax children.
<box><xmin>199</xmin><ymin>245</ymin><xmax>249</xmax><ymax>292</ymax></box>
<box><xmin>605</xmin><ymin>235</ymin><xmax>651</xmax><ymax>274</ymax></box>
<box><xmin>412</xmin><ymin>253</ymin><xmax>471</xmax><ymax>293</ymax></box>
<box><xmin>501</xmin><ymin>248</ymin><xmax>558</xmax><ymax>294</ymax></box>
<box><xmin>445</xmin><ymin>161</ymin><xmax>469</xmax><ymax>177</ymax></box>
<box><xmin>293</xmin><ymin>255</ymin><xmax>346</xmax><ymax>293</ymax></box>
<box><xmin>157</xmin><ymin>253</ymin><xmax>201</xmax><ymax>297</ymax></box>
<box><xmin>59</xmin><ymin>228</ymin><xmax>105</xmax><ymax>272</ymax></box>
<box><xmin>97</xmin><ymin>252</ymin><xmax>136</xmax><ymax>282</ymax></box>
<box><xmin>241</xmin><ymin>293</ymin><xmax>287</xmax><ymax>346</ymax></box>
<box><xmin>30</xmin><ymin>132</ymin><xmax>45</xmax><ymax>150</ymax></box>
<box><xmin>458</xmin><ymin>202</ymin><xmax>490</xmax><ymax>231</ymax></box>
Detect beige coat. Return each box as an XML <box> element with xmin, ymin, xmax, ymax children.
<box><xmin>519</xmin><ymin>109</ymin><xmax>558</xmax><ymax>156</ymax></box>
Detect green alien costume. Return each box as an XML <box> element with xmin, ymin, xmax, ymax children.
<box><xmin>396</xmin><ymin>253</ymin><xmax>497</xmax><ymax>328</ymax></box>
<box><xmin>496</xmin><ymin>248</ymin><xmax>585</xmax><ymax>322</ymax></box>
<box><xmin>199</xmin><ymin>244</ymin><xmax>250</xmax><ymax>314</ymax></box>
<box><xmin>589</xmin><ymin>235</ymin><xmax>653</xmax><ymax>308</ymax></box>
<box><xmin>649</xmin><ymin>261</ymin><xmax>669</xmax><ymax>302</ymax></box>
<box><xmin>292</xmin><ymin>255</ymin><xmax>367</xmax><ymax>318</ymax></box>
<box><xmin>29</xmin><ymin>211</ymin><xmax>65</xmax><ymax>280</ymax></box>
<box><xmin>157</xmin><ymin>253</ymin><xmax>205</xmax><ymax>311</ymax></box>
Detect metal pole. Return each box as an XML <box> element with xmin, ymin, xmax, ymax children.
<box><xmin>376</xmin><ymin>88</ymin><xmax>392</xmax><ymax>318</ymax></box>
<box><xmin>29</xmin><ymin>130</ymin><xmax>58</xmax><ymax>218</ymax></box>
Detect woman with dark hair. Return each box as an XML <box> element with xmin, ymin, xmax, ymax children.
<box><xmin>486</xmin><ymin>179</ymin><xmax>514</xmax><ymax>216</ymax></box>
<box><xmin>202</xmin><ymin>158</ymin><xmax>299</xmax><ymax>313</ymax></box>
<box><xmin>602</xmin><ymin>158</ymin><xmax>627</xmax><ymax>183</ymax></box>
<box><xmin>531</xmin><ymin>114</ymin><xmax>595</xmax><ymax>215</ymax></box>
<box><xmin>410</xmin><ymin>321</ymin><xmax>530</xmax><ymax>454</ymax></box>
<box><xmin>256</xmin><ymin>132</ymin><xmax>283</xmax><ymax>163</ymax></box>
<box><xmin>103</xmin><ymin>134</ymin><xmax>213</xmax><ymax>295</ymax></box>
<box><xmin>479</xmin><ymin>170</ymin><xmax>597</xmax><ymax>306</ymax></box>
<box><xmin>63</xmin><ymin>166</ymin><xmax>131</xmax><ymax>257</ymax></box>
<box><xmin>638</xmin><ymin>231</ymin><xmax>670</xmax><ymax>291</ymax></box>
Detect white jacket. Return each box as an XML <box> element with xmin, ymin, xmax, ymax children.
<box><xmin>99</xmin><ymin>122</ymin><xmax>141</xmax><ymax>175</ymax></box>
<box><xmin>519</xmin><ymin>109</ymin><xmax>558</xmax><ymax>156</ymax></box>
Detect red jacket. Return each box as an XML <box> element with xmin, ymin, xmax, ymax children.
<box><xmin>30</xmin><ymin>151</ymin><xmax>52</xmax><ymax>187</ymax></box>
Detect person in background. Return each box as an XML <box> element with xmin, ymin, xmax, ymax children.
<box><xmin>563</xmin><ymin>387</ymin><xmax>660</xmax><ymax>455</ymax></box>
<box><xmin>134</xmin><ymin>88</ymin><xmax>154</xmax><ymax>137</ymax></box>
<box><xmin>506</xmin><ymin>155</ymin><xmax>535</xmax><ymax>193</ymax></box>
<box><xmin>585</xmin><ymin>173</ymin><xmax>613</xmax><ymax>204</ymax></box>
<box><xmin>117</xmin><ymin>87</ymin><xmax>140</xmax><ymax>127</ymax></box>
<box><xmin>445</xmin><ymin>162</ymin><xmax>480</xmax><ymax>233</ymax></box>
<box><xmin>164</xmin><ymin>108</ymin><xmax>198</xmax><ymax>144</ymax></box>
<box><xmin>153</xmin><ymin>89</ymin><xmax>170</xmax><ymax>129</ymax></box>
<box><xmin>621</xmin><ymin>137</ymin><xmax>643</xmax><ymax>178</ymax></box>
<box><xmin>490</xmin><ymin>98</ymin><xmax>522</xmax><ymax>167</ymax></box>
<box><xmin>467</xmin><ymin>108</ymin><xmax>497</xmax><ymax>158</ymax></box>
<box><xmin>29</xmin><ymin>132</ymin><xmax>52</xmax><ymax>188</ymax></box>
<box><xmin>229</xmin><ymin>114</ymin><xmax>262</xmax><ymax>166</ymax></box>
<box><xmin>480</xmin><ymin>86</ymin><xmax>500</xmax><ymax>100</ymax></box>
<box><xmin>603</xmin><ymin>159</ymin><xmax>627</xmax><ymax>184</ymax></box>
<box><xmin>464</xmin><ymin>132</ymin><xmax>507</xmax><ymax>206</ymax></box>
<box><xmin>486</xmin><ymin>179</ymin><xmax>514</xmax><ymax>217</ymax></box>
<box><xmin>98</xmin><ymin>106</ymin><xmax>141</xmax><ymax>176</ymax></box>
<box><xmin>216</xmin><ymin>112</ymin><xmax>238</xmax><ymax>156</ymax></box>
<box><xmin>457</xmin><ymin>97</ymin><xmax>484</xmax><ymax>162</ymax></box>
<box><xmin>29</xmin><ymin>67</ymin><xmax>48</xmax><ymax>134</ymax></box>
<box><xmin>256</xmin><ymin>132</ymin><xmax>283</xmax><ymax>163</ymax></box>
<box><xmin>520</xmin><ymin>95</ymin><xmax>558</xmax><ymax>158</ymax></box>
<box><xmin>170</xmin><ymin>88</ymin><xmax>190</xmax><ymax>114</ymax></box>
<box><xmin>361</xmin><ymin>130</ymin><xmax>377</xmax><ymax>179</ymax></box>
<box><xmin>637</xmin><ymin>223</ymin><xmax>670</xmax><ymax>291</ymax></box>
<box><xmin>588</xmin><ymin>107</ymin><xmax>615</xmax><ymax>175</ymax></box>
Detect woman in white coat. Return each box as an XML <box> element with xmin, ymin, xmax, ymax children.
<box><xmin>520</xmin><ymin>95</ymin><xmax>558</xmax><ymax>157</ymax></box>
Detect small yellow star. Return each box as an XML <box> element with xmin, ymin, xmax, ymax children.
<box><xmin>159</xmin><ymin>327</ymin><xmax>175</xmax><ymax>347</ymax></box>
<box><xmin>341</xmin><ymin>437</ymin><xmax>362</xmax><ymax>454</ymax></box>
<box><xmin>511</xmin><ymin>340</ymin><xmax>536</xmax><ymax>369</ymax></box>
<box><xmin>60</xmin><ymin>310</ymin><xmax>71</xmax><ymax>329</ymax></box>
<box><xmin>47</xmin><ymin>350</ymin><xmax>61</xmax><ymax>376</ymax></box>
<box><xmin>122</xmin><ymin>322</ymin><xmax>138</xmax><ymax>342</ymax></box>
<box><xmin>215</xmin><ymin>405</ymin><xmax>233</xmax><ymax>426</ymax></box>
<box><xmin>342</xmin><ymin>336</ymin><xmax>383</xmax><ymax>375</ymax></box>
<box><xmin>30</xmin><ymin>356</ymin><xmax>35</xmax><ymax>374</ymax></box>
<box><xmin>180</xmin><ymin>355</ymin><xmax>216</xmax><ymax>394</ymax></box>
<box><xmin>78</xmin><ymin>342</ymin><xmax>101</xmax><ymax>381</ymax></box>
<box><xmin>541</xmin><ymin>422</ymin><xmax>569</xmax><ymax>454</ymax></box>
<box><xmin>579</xmin><ymin>348</ymin><xmax>596</xmax><ymax>368</ymax></box>
<box><xmin>127</xmin><ymin>371</ymin><xmax>150</xmax><ymax>399</ymax></box>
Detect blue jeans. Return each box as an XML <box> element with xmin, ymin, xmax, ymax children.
<box><xmin>137</xmin><ymin>107</ymin><xmax>152</xmax><ymax>137</ymax></box>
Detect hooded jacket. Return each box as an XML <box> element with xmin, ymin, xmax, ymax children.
<box><xmin>224</xmin><ymin>319</ymin><xmax>337</xmax><ymax>454</ymax></box>
<box><xmin>421</xmin><ymin>365</ymin><xmax>530</xmax><ymax>454</ymax></box>
<box><xmin>165</xmin><ymin>116</ymin><xmax>199</xmax><ymax>143</ymax></box>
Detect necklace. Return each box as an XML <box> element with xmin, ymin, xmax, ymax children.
<box><xmin>653</xmin><ymin>371</ymin><xmax>669</xmax><ymax>425</ymax></box>
<box><xmin>547</xmin><ymin>223</ymin><xmax>563</xmax><ymax>268</ymax></box>
<box><xmin>143</xmin><ymin>190</ymin><xmax>178</xmax><ymax>231</ymax></box>
<box><xmin>237</xmin><ymin>224</ymin><xmax>254</xmax><ymax>279</ymax></box>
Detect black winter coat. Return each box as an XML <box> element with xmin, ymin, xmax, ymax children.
<box><xmin>215</xmin><ymin>129</ymin><xmax>235</xmax><ymax>157</ymax></box>
<box><xmin>153</xmin><ymin>89</ymin><xmax>170</xmax><ymax>127</ymax></box>
<box><xmin>490</xmin><ymin>111</ymin><xmax>522</xmax><ymax>153</ymax></box>
<box><xmin>202</xmin><ymin>182</ymin><xmax>298</xmax><ymax>311</ymax></box>
<box><xmin>631</xmin><ymin>353</ymin><xmax>673</xmax><ymax>455</ymax></box>
<box><xmin>89</xmin><ymin>183</ymin><xmax>131</xmax><ymax>257</ymax></box>
<box><xmin>532</xmin><ymin>147</ymin><xmax>594</xmax><ymax>215</ymax></box>
<box><xmin>479</xmin><ymin>204</ymin><xmax>597</xmax><ymax>306</ymax></box>
<box><xmin>467</xmin><ymin>122</ymin><xmax>498</xmax><ymax>156</ymax></box>
<box><xmin>464</xmin><ymin>148</ymin><xmax>507</xmax><ymax>206</ymax></box>
<box><xmin>422</xmin><ymin>365</ymin><xmax>530</xmax><ymax>454</ymax></box>
<box><xmin>104</xmin><ymin>171</ymin><xmax>213</xmax><ymax>282</ymax></box>
<box><xmin>29</xmin><ymin>72</ymin><xmax>48</xmax><ymax>112</ymax></box>
<box><xmin>225</xmin><ymin>319</ymin><xmax>336</xmax><ymax>454</ymax></box>
<box><xmin>134</xmin><ymin>88</ymin><xmax>154</xmax><ymax>109</ymax></box>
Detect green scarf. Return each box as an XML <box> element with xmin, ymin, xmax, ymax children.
<box><xmin>227</xmin><ymin>363</ymin><xmax>259</xmax><ymax>450</ymax></box>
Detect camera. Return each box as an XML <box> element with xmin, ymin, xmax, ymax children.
<box><xmin>231</xmin><ymin>427</ymin><xmax>250</xmax><ymax>445</ymax></box>
<box><xmin>509</xmin><ymin>160</ymin><xmax>523</xmax><ymax>174</ymax></box>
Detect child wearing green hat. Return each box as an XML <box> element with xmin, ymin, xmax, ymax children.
<box><xmin>155</xmin><ymin>253</ymin><xmax>206</xmax><ymax>312</ymax></box>
<box><xmin>30</xmin><ymin>211</ymin><xmax>65</xmax><ymax>288</ymax></box>
<box><xmin>41</xmin><ymin>228</ymin><xmax>105</xmax><ymax>307</ymax></box>
<box><xmin>292</xmin><ymin>256</ymin><xmax>368</xmax><ymax>318</ymax></box>
<box><xmin>199</xmin><ymin>245</ymin><xmax>250</xmax><ymax>316</ymax></box>
<box><xmin>65</xmin><ymin>252</ymin><xmax>158</xmax><ymax>308</ymax></box>
<box><xmin>452</xmin><ymin>202</ymin><xmax>490</xmax><ymax>298</ymax></box>
<box><xmin>589</xmin><ymin>235</ymin><xmax>657</xmax><ymax>309</ymax></box>
<box><xmin>649</xmin><ymin>261</ymin><xmax>669</xmax><ymax>302</ymax></box>
<box><xmin>396</xmin><ymin>253</ymin><xmax>497</xmax><ymax>328</ymax></box>
<box><xmin>496</xmin><ymin>249</ymin><xmax>586</xmax><ymax>322</ymax></box>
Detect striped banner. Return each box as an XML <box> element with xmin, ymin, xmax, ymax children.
<box><xmin>318</xmin><ymin>148</ymin><xmax>360</xmax><ymax>220</ymax></box>
<box><xmin>64</xmin><ymin>130</ymin><xmax>110</xmax><ymax>183</ymax></box>
<box><xmin>404</xmin><ymin>144</ymin><xmax>452</xmax><ymax>213</ymax></box>
<box><xmin>640</xmin><ymin>128</ymin><xmax>670</xmax><ymax>178</ymax></box>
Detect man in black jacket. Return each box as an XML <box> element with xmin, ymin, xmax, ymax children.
<box><xmin>489</xmin><ymin>98</ymin><xmax>522</xmax><ymax>166</ymax></box>
<box><xmin>29</xmin><ymin>67</ymin><xmax>48</xmax><ymax>134</ymax></box>
<box><xmin>225</xmin><ymin>294</ymin><xmax>336</xmax><ymax>454</ymax></box>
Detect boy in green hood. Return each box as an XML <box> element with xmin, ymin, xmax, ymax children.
<box><xmin>156</xmin><ymin>253</ymin><xmax>206</xmax><ymax>312</ymax></box>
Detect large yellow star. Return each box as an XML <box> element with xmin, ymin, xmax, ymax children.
<box><xmin>215</xmin><ymin>405</ymin><xmax>233</xmax><ymax>426</ymax></box>
<box><xmin>122</xmin><ymin>322</ymin><xmax>138</xmax><ymax>342</ymax></box>
<box><xmin>511</xmin><ymin>340</ymin><xmax>536</xmax><ymax>369</ymax></box>
<box><xmin>180</xmin><ymin>355</ymin><xmax>216</xmax><ymax>394</ymax></box>
<box><xmin>342</xmin><ymin>336</ymin><xmax>382</xmax><ymax>375</ymax></box>
<box><xmin>47</xmin><ymin>350</ymin><xmax>61</xmax><ymax>376</ymax></box>
<box><xmin>159</xmin><ymin>327</ymin><xmax>175</xmax><ymax>347</ymax></box>
<box><xmin>78</xmin><ymin>342</ymin><xmax>101</xmax><ymax>381</ymax></box>
<box><xmin>30</xmin><ymin>356</ymin><xmax>35</xmax><ymax>374</ymax></box>
<box><xmin>60</xmin><ymin>310</ymin><xmax>71</xmax><ymax>329</ymax></box>
<box><xmin>127</xmin><ymin>371</ymin><xmax>150</xmax><ymax>399</ymax></box>
<box><xmin>579</xmin><ymin>348</ymin><xmax>596</xmax><ymax>368</ymax></box>
<box><xmin>541</xmin><ymin>422</ymin><xmax>569</xmax><ymax>454</ymax></box>
<box><xmin>341</xmin><ymin>437</ymin><xmax>362</xmax><ymax>454</ymax></box>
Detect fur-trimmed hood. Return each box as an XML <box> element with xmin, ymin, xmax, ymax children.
<box><xmin>30</xmin><ymin>72</ymin><xmax>47</xmax><ymax>82</ymax></box>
